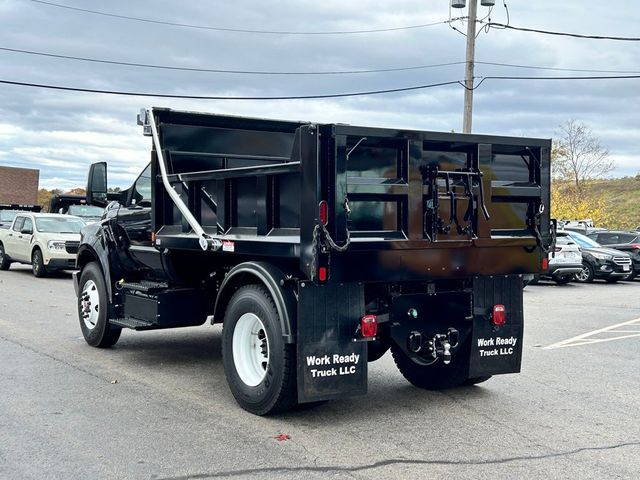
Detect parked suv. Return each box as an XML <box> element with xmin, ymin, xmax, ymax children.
<box><xmin>529</xmin><ymin>232</ymin><xmax>582</xmax><ymax>285</ymax></box>
<box><xmin>0</xmin><ymin>213</ymin><xmax>84</xmax><ymax>277</ymax></box>
<box><xmin>587</xmin><ymin>231</ymin><xmax>640</xmax><ymax>280</ymax></box>
<box><xmin>565</xmin><ymin>231</ymin><xmax>632</xmax><ymax>283</ymax></box>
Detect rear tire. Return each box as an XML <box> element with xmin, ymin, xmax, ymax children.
<box><xmin>553</xmin><ymin>275</ymin><xmax>573</xmax><ymax>285</ymax></box>
<box><xmin>391</xmin><ymin>337</ymin><xmax>478</xmax><ymax>390</ymax></box>
<box><xmin>31</xmin><ymin>248</ymin><xmax>47</xmax><ymax>277</ymax></box>
<box><xmin>222</xmin><ymin>285</ymin><xmax>297</xmax><ymax>415</ymax></box>
<box><xmin>0</xmin><ymin>243</ymin><xmax>10</xmax><ymax>270</ymax></box>
<box><xmin>77</xmin><ymin>262</ymin><xmax>121</xmax><ymax>348</ymax></box>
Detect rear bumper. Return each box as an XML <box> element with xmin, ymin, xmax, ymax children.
<box><xmin>546</xmin><ymin>264</ymin><xmax>582</xmax><ymax>278</ymax></box>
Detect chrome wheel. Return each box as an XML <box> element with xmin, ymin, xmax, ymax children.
<box><xmin>232</xmin><ymin>313</ymin><xmax>269</xmax><ymax>387</ymax></box>
<box><xmin>575</xmin><ymin>266</ymin><xmax>590</xmax><ymax>282</ymax></box>
<box><xmin>80</xmin><ymin>279</ymin><xmax>100</xmax><ymax>330</ymax></box>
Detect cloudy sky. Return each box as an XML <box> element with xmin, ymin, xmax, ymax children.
<box><xmin>1</xmin><ymin>0</ymin><xmax>638</xmax><ymax>189</ymax></box>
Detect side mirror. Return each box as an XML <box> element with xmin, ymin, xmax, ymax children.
<box><xmin>87</xmin><ymin>162</ymin><xmax>108</xmax><ymax>207</ymax></box>
<box><xmin>21</xmin><ymin>227</ymin><xmax>33</xmax><ymax>235</ymax></box>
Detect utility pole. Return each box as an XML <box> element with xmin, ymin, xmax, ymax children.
<box><xmin>463</xmin><ymin>0</ymin><xmax>478</xmax><ymax>134</ymax></box>
<box><xmin>452</xmin><ymin>0</ymin><xmax>493</xmax><ymax>133</ymax></box>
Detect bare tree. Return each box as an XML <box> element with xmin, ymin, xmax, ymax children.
<box><xmin>552</xmin><ymin>119</ymin><xmax>614</xmax><ymax>192</ymax></box>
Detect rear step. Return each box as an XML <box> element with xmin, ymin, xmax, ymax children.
<box><xmin>110</xmin><ymin>317</ymin><xmax>157</xmax><ymax>330</ymax></box>
<box><xmin>118</xmin><ymin>280</ymin><xmax>168</xmax><ymax>294</ymax></box>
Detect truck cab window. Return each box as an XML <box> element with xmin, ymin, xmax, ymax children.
<box><xmin>12</xmin><ymin>217</ymin><xmax>25</xmax><ymax>232</ymax></box>
<box><xmin>22</xmin><ymin>218</ymin><xmax>33</xmax><ymax>234</ymax></box>
<box><xmin>131</xmin><ymin>164</ymin><xmax>152</xmax><ymax>207</ymax></box>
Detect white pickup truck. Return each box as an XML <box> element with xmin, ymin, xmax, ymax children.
<box><xmin>0</xmin><ymin>213</ymin><xmax>85</xmax><ymax>277</ymax></box>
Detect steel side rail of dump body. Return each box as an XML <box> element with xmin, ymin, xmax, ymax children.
<box><xmin>148</xmin><ymin>108</ymin><xmax>551</xmax><ymax>284</ymax></box>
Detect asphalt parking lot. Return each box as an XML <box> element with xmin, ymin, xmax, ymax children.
<box><xmin>1</xmin><ymin>266</ymin><xmax>639</xmax><ymax>479</ymax></box>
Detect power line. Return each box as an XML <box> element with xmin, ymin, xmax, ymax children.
<box><xmin>476</xmin><ymin>61</ymin><xmax>640</xmax><ymax>75</ymax></box>
<box><xmin>0</xmin><ymin>78</ymin><xmax>463</xmax><ymax>100</ymax></box>
<box><xmin>1</xmin><ymin>74</ymin><xmax>639</xmax><ymax>100</ymax></box>
<box><xmin>0</xmin><ymin>47</ymin><xmax>465</xmax><ymax>75</ymax></box>
<box><xmin>473</xmin><ymin>74</ymin><xmax>640</xmax><ymax>90</ymax></box>
<box><xmin>4</xmin><ymin>46</ymin><xmax>640</xmax><ymax>76</ymax></box>
<box><xmin>484</xmin><ymin>22</ymin><xmax>640</xmax><ymax>41</ymax></box>
<box><xmin>30</xmin><ymin>0</ymin><xmax>450</xmax><ymax>35</ymax></box>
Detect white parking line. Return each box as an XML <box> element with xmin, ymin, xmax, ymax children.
<box><xmin>544</xmin><ymin>318</ymin><xmax>640</xmax><ymax>350</ymax></box>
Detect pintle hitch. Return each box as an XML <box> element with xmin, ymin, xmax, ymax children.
<box><xmin>407</xmin><ymin>328</ymin><xmax>460</xmax><ymax>365</ymax></box>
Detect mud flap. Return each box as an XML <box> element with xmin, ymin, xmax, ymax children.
<box><xmin>469</xmin><ymin>276</ymin><xmax>524</xmax><ymax>378</ymax></box>
<box><xmin>296</xmin><ymin>282</ymin><xmax>367</xmax><ymax>403</ymax></box>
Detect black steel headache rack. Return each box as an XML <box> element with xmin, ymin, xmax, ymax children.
<box><xmin>143</xmin><ymin>108</ymin><xmax>551</xmax><ymax>284</ymax></box>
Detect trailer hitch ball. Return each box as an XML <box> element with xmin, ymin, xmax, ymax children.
<box><xmin>442</xmin><ymin>341</ymin><xmax>452</xmax><ymax>365</ymax></box>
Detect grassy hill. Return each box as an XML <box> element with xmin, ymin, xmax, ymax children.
<box><xmin>580</xmin><ymin>176</ymin><xmax>640</xmax><ymax>230</ymax></box>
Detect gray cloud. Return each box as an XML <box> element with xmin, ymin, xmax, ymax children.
<box><xmin>0</xmin><ymin>0</ymin><xmax>638</xmax><ymax>189</ymax></box>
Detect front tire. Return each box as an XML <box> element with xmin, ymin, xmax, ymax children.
<box><xmin>0</xmin><ymin>243</ymin><xmax>10</xmax><ymax>270</ymax></box>
<box><xmin>391</xmin><ymin>337</ymin><xmax>481</xmax><ymax>390</ymax></box>
<box><xmin>77</xmin><ymin>262</ymin><xmax>121</xmax><ymax>348</ymax></box>
<box><xmin>575</xmin><ymin>263</ymin><xmax>594</xmax><ymax>283</ymax></box>
<box><xmin>32</xmin><ymin>248</ymin><xmax>47</xmax><ymax>277</ymax></box>
<box><xmin>222</xmin><ymin>285</ymin><xmax>297</xmax><ymax>415</ymax></box>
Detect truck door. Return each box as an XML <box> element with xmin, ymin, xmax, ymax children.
<box><xmin>115</xmin><ymin>164</ymin><xmax>161</xmax><ymax>272</ymax></box>
<box><xmin>16</xmin><ymin>217</ymin><xmax>35</xmax><ymax>261</ymax></box>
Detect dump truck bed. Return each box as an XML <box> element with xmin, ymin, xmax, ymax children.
<box><xmin>150</xmin><ymin>108</ymin><xmax>551</xmax><ymax>283</ymax></box>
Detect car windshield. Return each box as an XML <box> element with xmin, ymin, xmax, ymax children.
<box><xmin>567</xmin><ymin>231</ymin><xmax>601</xmax><ymax>248</ymax></box>
<box><xmin>68</xmin><ymin>205</ymin><xmax>104</xmax><ymax>218</ymax></box>
<box><xmin>35</xmin><ymin>217</ymin><xmax>85</xmax><ymax>233</ymax></box>
<box><xmin>0</xmin><ymin>211</ymin><xmax>17</xmax><ymax>223</ymax></box>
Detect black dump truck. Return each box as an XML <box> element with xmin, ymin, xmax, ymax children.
<box><xmin>75</xmin><ymin>108</ymin><xmax>552</xmax><ymax>415</ymax></box>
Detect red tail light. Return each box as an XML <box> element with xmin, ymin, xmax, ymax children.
<box><xmin>361</xmin><ymin>314</ymin><xmax>378</xmax><ymax>337</ymax></box>
<box><xmin>630</xmin><ymin>244</ymin><xmax>640</xmax><ymax>250</ymax></box>
<box><xmin>319</xmin><ymin>200</ymin><xmax>328</xmax><ymax>226</ymax></box>
<box><xmin>492</xmin><ymin>304</ymin><xmax>506</xmax><ymax>327</ymax></box>
<box><xmin>318</xmin><ymin>266</ymin><xmax>327</xmax><ymax>282</ymax></box>
<box><xmin>541</xmin><ymin>258</ymin><xmax>549</xmax><ymax>270</ymax></box>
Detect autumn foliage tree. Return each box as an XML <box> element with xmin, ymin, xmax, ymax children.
<box><xmin>551</xmin><ymin>120</ymin><xmax>615</xmax><ymax>227</ymax></box>
<box><xmin>551</xmin><ymin>184</ymin><xmax>611</xmax><ymax>227</ymax></box>
<box><xmin>552</xmin><ymin>120</ymin><xmax>614</xmax><ymax>193</ymax></box>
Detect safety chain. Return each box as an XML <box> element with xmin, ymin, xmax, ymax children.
<box><xmin>309</xmin><ymin>196</ymin><xmax>352</xmax><ymax>279</ymax></box>
<box><xmin>310</xmin><ymin>224</ymin><xmax>319</xmax><ymax>280</ymax></box>
<box><xmin>529</xmin><ymin>202</ymin><xmax>555</xmax><ymax>255</ymax></box>
<box><xmin>318</xmin><ymin>222</ymin><xmax>351</xmax><ymax>252</ymax></box>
